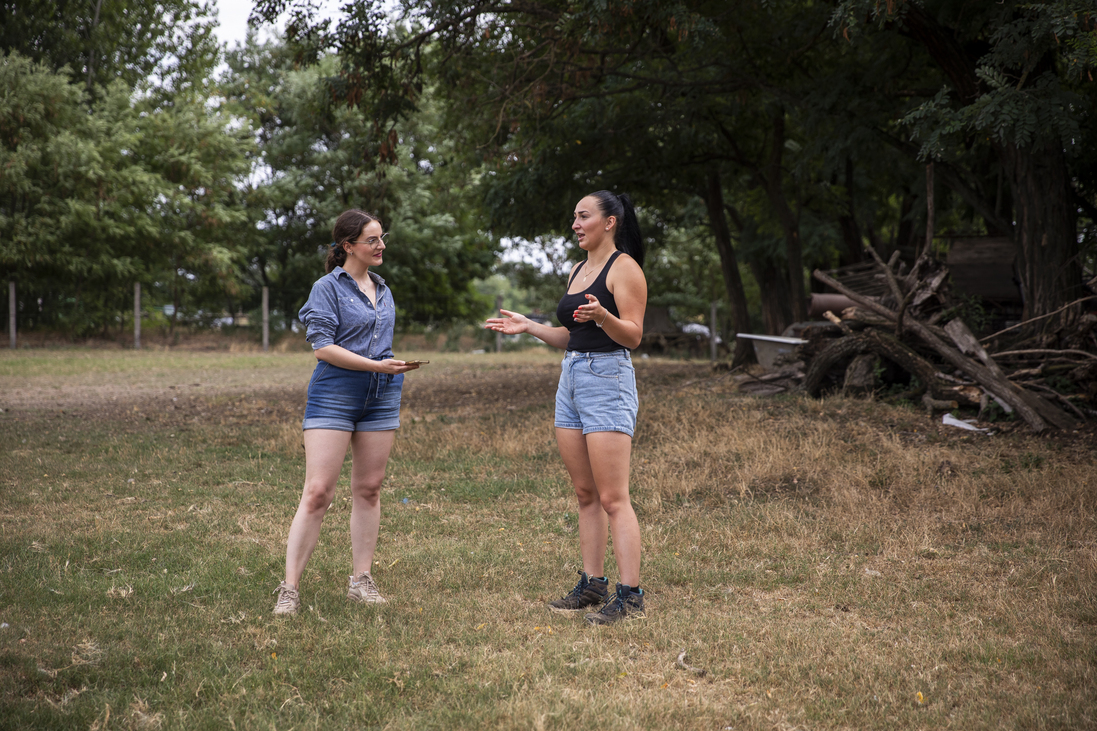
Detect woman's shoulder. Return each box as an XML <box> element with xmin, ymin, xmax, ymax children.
<box><xmin>302</xmin><ymin>272</ymin><xmax>342</xmax><ymax>305</ymax></box>
<box><xmin>609</xmin><ymin>251</ymin><xmax>644</xmax><ymax>276</ymax></box>
<box><xmin>311</xmin><ymin>270</ymin><xmax>343</xmax><ymax>289</ymax></box>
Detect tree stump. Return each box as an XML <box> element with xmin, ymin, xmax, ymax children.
<box><xmin>843</xmin><ymin>354</ymin><xmax>879</xmax><ymax>396</ymax></box>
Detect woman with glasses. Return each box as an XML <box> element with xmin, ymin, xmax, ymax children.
<box><xmin>273</xmin><ymin>209</ymin><xmax>420</xmax><ymax>615</ymax></box>
<box><xmin>486</xmin><ymin>191</ymin><xmax>648</xmax><ymax>625</ymax></box>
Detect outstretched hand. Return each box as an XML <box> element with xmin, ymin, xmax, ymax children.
<box><xmin>484</xmin><ymin>309</ymin><xmax>530</xmax><ymax>335</ymax></box>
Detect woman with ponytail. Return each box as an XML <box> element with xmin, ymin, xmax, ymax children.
<box><xmin>486</xmin><ymin>191</ymin><xmax>648</xmax><ymax>625</ymax></box>
<box><xmin>272</xmin><ymin>209</ymin><xmax>421</xmax><ymax>615</ymax></box>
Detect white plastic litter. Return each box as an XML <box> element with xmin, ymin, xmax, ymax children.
<box><xmin>942</xmin><ymin>413</ymin><xmax>988</xmax><ymax>432</ymax></box>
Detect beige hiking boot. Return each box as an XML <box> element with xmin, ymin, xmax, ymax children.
<box><xmin>347</xmin><ymin>571</ymin><xmax>387</xmax><ymax>604</ymax></box>
<box><xmin>272</xmin><ymin>581</ymin><xmax>300</xmax><ymax>615</ymax></box>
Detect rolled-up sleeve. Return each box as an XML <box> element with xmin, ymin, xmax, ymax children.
<box><xmin>299</xmin><ymin>280</ymin><xmax>339</xmax><ymax>350</ymax></box>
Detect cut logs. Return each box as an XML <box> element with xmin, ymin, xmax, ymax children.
<box><xmin>790</xmin><ymin>253</ymin><xmax>1097</xmax><ymax>433</ymax></box>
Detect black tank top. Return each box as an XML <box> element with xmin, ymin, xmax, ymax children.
<box><xmin>556</xmin><ymin>250</ymin><xmax>626</xmax><ymax>352</ymax></box>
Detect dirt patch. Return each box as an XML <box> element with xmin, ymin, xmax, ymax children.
<box><xmin>0</xmin><ymin>357</ymin><xmax>708</xmax><ymax>427</ymax></box>
<box><xmin>7</xmin><ymin>352</ymin><xmax>1091</xmax><ymax>451</ymax></box>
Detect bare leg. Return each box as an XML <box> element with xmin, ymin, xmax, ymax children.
<box><xmin>347</xmin><ymin>429</ymin><xmax>396</xmax><ymax>576</ymax></box>
<box><xmin>556</xmin><ymin>427</ymin><xmax>608</xmax><ymax>578</ymax></box>
<box><xmin>584</xmin><ymin>431</ymin><xmax>641</xmax><ymax>587</ymax></box>
<box><xmin>284</xmin><ymin>429</ymin><xmax>352</xmax><ymax>587</ymax></box>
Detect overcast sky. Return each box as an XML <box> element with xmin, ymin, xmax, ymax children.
<box><xmin>212</xmin><ymin>0</ymin><xmax>348</xmax><ymax>48</ymax></box>
<box><xmin>212</xmin><ymin>0</ymin><xmax>257</xmax><ymax>48</ymax></box>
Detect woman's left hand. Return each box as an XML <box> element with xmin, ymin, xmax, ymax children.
<box><xmin>377</xmin><ymin>358</ymin><xmax>420</xmax><ymax>374</ymax></box>
<box><xmin>573</xmin><ymin>294</ymin><xmax>606</xmax><ymax>325</ymax></box>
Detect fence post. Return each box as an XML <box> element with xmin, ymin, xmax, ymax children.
<box><xmin>262</xmin><ymin>286</ymin><xmax>270</xmax><ymax>352</ymax></box>
<box><xmin>134</xmin><ymin>283</ymin><xmax>141</xmax><ymax>350</ymax></box>
<box><xmin>495</xmin><ymin>294</ymin><xmax>503</xmax><ymax>353</ymax></box>
<box><xmin>710</xmin><ymin>300</ymin><xmax>718</xmax><ymax>363</ymax></box>
<box><xmin>8</xmin><ymin>280</ymin><xmax>15</xmax><ymax>349</ymax></box>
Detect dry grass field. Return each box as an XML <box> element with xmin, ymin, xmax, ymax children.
<box><xmin>0</xmin><ymin>347</ymin><xmax>1095</xmax><ymax>730</ymax></box>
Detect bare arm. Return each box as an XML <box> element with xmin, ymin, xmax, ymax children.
<box><xmin>314</xmin><ymin>344</ymin><xmax>420</xmax><ymax>374</ymax></box>
<box><xmin>484</xmin><ymin>309</ymin><xmax>572</xmax><ymax>350</ymax></box>
<box><xmin>572</xmin><ymin>255</ymin><xmax>647</xmax><ymax>349</ymax></box>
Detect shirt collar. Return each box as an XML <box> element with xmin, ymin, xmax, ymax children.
<box><xmin>333</xmin><ymin>266</ymin><xmax>386</xmax><ymax>287</ymax></box>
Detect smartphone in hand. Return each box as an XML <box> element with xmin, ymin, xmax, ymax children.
<box><xmin>403</xmin><ymin>360</ymin><xmax>430</xmax><ymax>366</ymax></box>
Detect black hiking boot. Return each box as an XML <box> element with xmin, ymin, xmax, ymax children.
<box><xmin>548</xmin><ymin>570</ymin><xmax>609</xmax><ymax>613</ymax></box>
<box><xmin>585</xmin><ymin>583</ymin><xmax>645</xmax><ymax>625</ymax></box>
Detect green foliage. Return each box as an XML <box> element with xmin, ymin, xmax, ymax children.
<box><xmin>6</xmin><ymin>0</ymin><xmax>1097</xmax><ymax>338</ymax></box>
<box><xmin>221</xmin><ymin>39</ymin><xmax>498</xmax><ymax>328</ymax></box>
<box><xmin>0</xmin><ymin>46</ymin><xmax>252</xmax><ymax>336</ymax></box>
<box><xmin>0</xmin><ymin>0</ymin><xmax>220</xmax><ymax>97</ymax></box>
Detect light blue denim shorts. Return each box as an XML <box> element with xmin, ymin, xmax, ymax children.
<box><xmin>302</xmin><ymin>362</ymin><xmax>403</xmax><ymax>432</ymax></box>
<box><xmin>554</xmin><ymin>349</ymin><xmax>638</xmax><ymax>436</ymax></box>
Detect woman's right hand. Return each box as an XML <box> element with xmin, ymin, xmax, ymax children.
<box><xmin>484</xmin><ymin>309</ymin><xmax>530</xmax><ymax>335</ymax></box>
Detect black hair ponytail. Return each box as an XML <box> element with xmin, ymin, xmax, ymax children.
<box><xmin>589</xmin><ymin>190</ymin><xmax>644</xmax><ymax>269</ymax></box>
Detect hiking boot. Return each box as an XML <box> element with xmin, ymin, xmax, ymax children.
<box><xmin>272</xmin><ymin>581</ymin><xmax>299</xmax><ymax>616</ymax></box>
<box><xmin>347</xmin><ymin>571</ymin><xmax>387</xmax><ymax>604</ymax></box>
<box><xmin>585</xmin><ymin>583</ymin><xmax>645</xmax><ymax>625</ymax></box>
<box><xmin>548</xmin><ymin>570</ymin><xmax>609</xmax><ymax>613</ymax></box>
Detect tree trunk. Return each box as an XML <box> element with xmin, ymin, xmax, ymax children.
<box><xmin>758</xmin><ymin>109</ymin><xmax>807</xmax><ymax>323</ymax></box>
<box><xmin>703</xmin><ymin>168</ymin><xmax>756</xmax><ymax>367</ymax></box>
<box><xmin>837</xmin><ymin>157</ymin><xmax>865</xmax><ymax>265</ymax></box>
<box><xmin>1001</xmin><ymin>140</ymin><xmax>1083</xmax><ymax>321</ymax></box>
<box><xmin>748</xmin><ymin>256</ymin><xmax>793</xmax><ymax>335</ymax></box>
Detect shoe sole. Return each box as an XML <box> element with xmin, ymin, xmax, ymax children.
<box><xmin>347</xmin><ymin>595</ymin><xmax>387</xmax><ymax>604</ymax></box>
<box><xmin>585</xmin><ymin>610</ymin><xmax>646</xmax><ymax>625</ymax></box>
<box><xmin>547</xmin><ymin>594</ymin><xmax>608</xmax><ymax>614</ymax></box>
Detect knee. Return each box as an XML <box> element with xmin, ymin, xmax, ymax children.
<box><xmin>301</xmin><ymin>482</ymin><xmax>334</xmax><ymax>514</ymax></box>
<box><xmin>352</xmin><ymin>476</ymin><xmax>383</xmax><ymax>505</ymax></box>
<box><xmin>599</xmin><ymin>493</ymin><xmax>631</xmax><ymax>518</ymax></box>
<box><xmin>574</xmin><ymin>482</ymin><xmax>600</xmax><ymax>509</ymax></box>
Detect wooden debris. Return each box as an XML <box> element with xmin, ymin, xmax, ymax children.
<box><xmin>790</xmin><ymin>253</ymin><xmax>1097</xmax><ymax>432</ymax></box>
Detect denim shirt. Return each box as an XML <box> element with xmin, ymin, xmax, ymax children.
<box><xmin>298</xmin><ymin>267</ymin><xmax>396</xmax><ymax>360</ymax></box>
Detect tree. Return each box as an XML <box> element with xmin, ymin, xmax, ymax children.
<box><xmin>0</xmin><ymin>54</ymin><xmax>152</xmax><ymax>333</ymax></box>
<box><xmin>0</xmin><ymin>0</ymin><xmax>219</xmax><ymax>96</ymax></box>
<box><xmin>0</xmin><ymin>48</ymin><xmax>252</xmax><ymax>338</ymax></box>
<box><xmin>221</xmin><ymin>36</ymin><xmax>497</xmax><ymax>329</ymax></box>
<box><xmin>833</xmin><ymin>0</ymin><xmax>1097</xmax><ymax>320</ymax></box>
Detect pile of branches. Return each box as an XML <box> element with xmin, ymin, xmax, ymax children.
<box><xmin>798</xmin><ymin>250</ymin><xmax>1097</xmax><ymax>433</ymax></box>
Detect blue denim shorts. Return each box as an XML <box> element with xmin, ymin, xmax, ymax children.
<box><xmin>302</xmin><ymin>362</ymin><xmax>403</xmax><ymax>432</ymax></box>
<box><xmin>554</xmin><ymin>349</ymin><xmax>638</xmax><ymax>436</ymax></box>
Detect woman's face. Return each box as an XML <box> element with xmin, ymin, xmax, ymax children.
<box><xmin>346</xmin><ymin>220</ymin><xmax>386</xmax><ymax>267</ymax></box>
<box><xmin>572</xmin><ymin>196</ymin><xmax>615</xmax><ymax>251</ymax></box>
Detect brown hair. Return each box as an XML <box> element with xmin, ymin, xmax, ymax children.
<box><xmin>326</xmin><ymin>209</ymin><xmax>382</xmax><ymax>273</ymax></box>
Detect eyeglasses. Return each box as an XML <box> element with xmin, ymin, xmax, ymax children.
<box><xmin>354</xmin><ymin>233</ymin><xmax>389</xmax><ymax>249</ymax></box>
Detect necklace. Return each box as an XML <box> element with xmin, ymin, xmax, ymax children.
<box><xmin>582</xmin><ymin>255</ymin><xmax>611</xmax><ymax>282</ymax></box>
